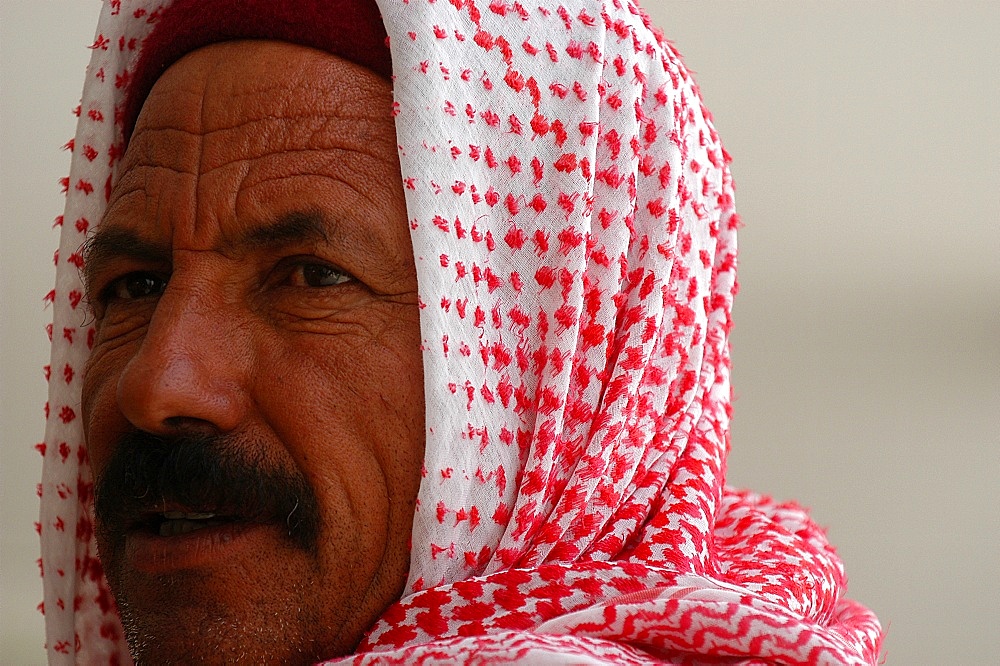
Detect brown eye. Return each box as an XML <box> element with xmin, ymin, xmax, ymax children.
<box><xmin>107</xmin><ymin>272</ymin><xmax>168</xmax><ymax>301</ymax></box>
<box><xmin>290</xmin><ymin>263</ymin><xmax>353</xmax><ymax>287</ymax></box>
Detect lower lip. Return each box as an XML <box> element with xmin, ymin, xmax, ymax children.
<box><xmin>125</xmin><ymin>521</ymin><xmax>281</xmax><ymax>574</ymax></box>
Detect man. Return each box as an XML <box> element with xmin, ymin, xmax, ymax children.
<box><xmin>40</xmin><ymin>1</ymin><xmax>881</xmax><ymax>663</ymax></box>
<box><xmin>81</xmin><ymin>41</ymin><xmax>423</xmax><ymax>663</ymax></box>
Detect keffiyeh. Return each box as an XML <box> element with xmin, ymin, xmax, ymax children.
<box><xmin>39</xmin><ymin>0</ymin><xmax>882</xmax><ymax>663</ymax></box>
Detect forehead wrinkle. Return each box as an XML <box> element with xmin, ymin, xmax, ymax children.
<box><xmin>102</xmin><ymin>162</ymin><xmax>195</xmax><ymax>245</ymax></box>
<box><xmin>195</xmin><ymin>45</ymin><xmax>381</xmax><ymax>123</ymax></box>
<box><xmin>232</xmin><ymin>137</ymin><xmax>400</xmax><ymax>201</ymax></box>
<box><xmin>115</xmin><ymin>43</ymin><xmax>401</xmax><ymax>263</ymax></box>
<box><xmin>237</xmin><ymin>171</ymin><xmax>380</xmax><ymax>244</ymax></box>
<box><xmin>195</xmin><ymin>115</ymin><xmax>388</xmax><ymax>175</ymax></box>
<box><xmin>114</xmin><ymin>162</ymin><xmax>197</xmax><ymax>187</ymax></box>
<box><xmin>116</xmin><ymin>125</ymin><xmax>203</xmax><ymax>192</ymax></box>
<box><xmin>191</xmin><ymin>147</ymin><xmax>340</xmax><ymax>180</ymax></box>
<box><xmin>191</xmin><ymin>61</ymin><xmax>216</xmax><ymax>243</ymax></box>
<box><xmin>127</xmin><ymin>122</ymin><xmax>205</xmax><ymax>151</ymax></box>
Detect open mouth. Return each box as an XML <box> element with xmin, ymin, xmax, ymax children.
<box><xmin>95</xmin><ymin>432</ymin><xmax>320</xmax><ymax>554</ymax></box>
<box><xmin>145</xmin><ymin>511</ymin><xmax>241</xmax><ymax>537</ymax></box>
<box><xmin>117</xmin><ymin>506</ymin><xmax>281</xmax><ymax>573</ymax></box>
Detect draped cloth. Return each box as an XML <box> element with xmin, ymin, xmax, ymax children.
<box><xmin>39</xmin><ymin>0</ymin><xmax>882</xmax><ymax>663</ymax></box>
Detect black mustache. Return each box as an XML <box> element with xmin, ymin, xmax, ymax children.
<box><xmin>94</xmin><ymin>430</ymin><xmax>319</xmax><ymax>551</ymax></box>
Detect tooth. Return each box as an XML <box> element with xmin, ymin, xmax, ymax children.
<box><xmin>162</xmin><ymin>511</ymin><xmax>216</xmax><ymax>520</ymax></box>
<box><xmin>159</xmin><ymin>519</ymin><xmax>215</xmax><ymax>537</ymax></box>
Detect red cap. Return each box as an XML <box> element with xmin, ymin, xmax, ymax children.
<box><xmin>123</xmin><ymin>0</ymin><xmax>391</xmax><ymax>143</ymax></box>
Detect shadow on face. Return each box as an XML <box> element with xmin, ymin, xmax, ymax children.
<box><xmin>81</xmin><ymin>40</ymin><xmax>425</xmax><ymax>664</ymax></box>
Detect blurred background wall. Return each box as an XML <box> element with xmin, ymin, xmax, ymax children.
<box><xmin>3</xmin><ymin>2</ymin><xmax>997</xmax><ymax>663</ymax></box>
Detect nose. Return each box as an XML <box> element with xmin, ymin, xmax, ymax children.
<box><xmin>116</xmin><ymin>286</ymin><xmax>251</xmax><ymax>436</ymax></box>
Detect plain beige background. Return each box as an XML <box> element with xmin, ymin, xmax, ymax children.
<box><xmin>2</xmin><ymin>2</ymin><xmax>998</xmax><ymax>664</ymax></box>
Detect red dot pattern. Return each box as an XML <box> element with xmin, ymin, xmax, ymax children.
<box><xmin>39</xmin><ymin>0</ymin><xmax>882</xmax><ymax>664</ymax></box>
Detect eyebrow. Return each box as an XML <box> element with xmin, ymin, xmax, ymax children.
<box><xmin>241</xmin><ymin>210</ymin><xmax>331</xmax><ymax>248</ymax></box>
<box><xmin>81</xmin><ymin>226</ymin><xmax>169</xmax><ymax>296</ymax></box>
<box><xmin>81</xmin><ymin>211</ymin><xmax>335</xmax><ymax>295</ymax></box>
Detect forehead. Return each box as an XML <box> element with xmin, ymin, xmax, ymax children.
<box><xmin>130</xmin><ymin>39</ymin><xmax>388</xmax><ymax>140</ymax></box>
<box><xmin>102</xmin><ymin>40</ymin><xmax>399</xmax><ymax>246</ymax></box>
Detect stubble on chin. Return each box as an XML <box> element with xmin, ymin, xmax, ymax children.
<box><xmin>115</xmin><ymin>576</ymin><xmax>326</xmax><ymax>666</ymax></box>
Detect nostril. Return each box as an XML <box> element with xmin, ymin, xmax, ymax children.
<box><xmin>162</xmin><ymin>416</ymin><xmax>223</xmax><ymax>435</ymax></box>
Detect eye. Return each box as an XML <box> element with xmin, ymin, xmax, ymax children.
<box><xmin>104</xmin><ymin>272</ymin><xmax>168</xmax><ymax>301</ymax></box>
<box><xmin>288</xmin><ymin>263</ymin><xmax>353</xmax><ymax>288</ymax></box>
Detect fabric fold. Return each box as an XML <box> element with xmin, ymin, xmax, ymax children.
<box><xmin>39</xmin><ymin>0</ymin><xmax>881</xmax><ymax>663</ymax></box>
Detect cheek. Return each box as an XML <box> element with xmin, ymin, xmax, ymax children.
<box><xmin>260</xmin><ymin>302</ymin><xmax>421</xmax><ymax>412</ymax></box>
<box><xmin>251</xmin><ymin>305</ymin><xmax>424</xmax><ymax>474</ymax></box>
<box><xmin>82</xmin><ymin>311</ymin><xmax>151</xmax><ymax>408</ymax></box>
<box><xmin>81</xmin><ymin>338</ymin><xmax>135</xmax><ymax>473</ymax></box>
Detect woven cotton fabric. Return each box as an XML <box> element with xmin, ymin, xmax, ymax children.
<box><xmin>39</xmin><ymin>1</ymin><xmax>882</xmax><ymax>664</ymax></box>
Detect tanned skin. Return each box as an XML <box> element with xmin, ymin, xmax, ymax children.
<box><xmin>82</xmin><ymin>41</ymin><xmax>424</xmax><ymax>664</ymax></box>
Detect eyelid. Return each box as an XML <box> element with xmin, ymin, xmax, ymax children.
<box><xmin>275</xmin><ymin>256</ymin><xmax>355</xmax><ymax>286</ymax></box>
<box><xmin>98</xmin><ymin>270</ymin><xmax>169</xmax><ymax>303</ymax></box>
<box><xmin>86</xmin><ymin>253</ymin><xmax>170</xmax><ymax>295</ymax></box>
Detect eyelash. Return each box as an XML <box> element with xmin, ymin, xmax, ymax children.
<box><xmin>98</xmin><ymin>261</ymin><xmax>353</xmax><ymax>304</ymax></box>
<box><xmin>101</xmin><ymin>272</ymin><xmax>168</xmax><ymax>303</ymax></box>
<box><xmin>286</xmin><ymin>262</ymin><xmax>353</xmax><ymax>288</ymax></box>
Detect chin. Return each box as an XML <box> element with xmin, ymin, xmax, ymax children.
<box><xmin>99</xmin><ymin>533</ymin><xmax>347</xmax><ymax>666</ymax></box>
<box><xmin>113</xmin><ymin>574</ymin><xmax>334</xmax><ymax>666</ymax></box>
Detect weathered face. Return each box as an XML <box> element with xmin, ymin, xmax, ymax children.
<box><xmin>81</xmin><ymin>41</ymin><xmax>424</xmax><ymax>664</ymax></box>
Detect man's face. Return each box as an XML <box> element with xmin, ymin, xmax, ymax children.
<box><xmin>81</xmin><ymin>41</ymin><xmax>424</xmax><ymax>664</ymax></box>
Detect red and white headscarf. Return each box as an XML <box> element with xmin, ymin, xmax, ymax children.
<box><xmin>40</xmin><ymin>0</ymin><xmax>882</xmax><ymax>663</ymax></box>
